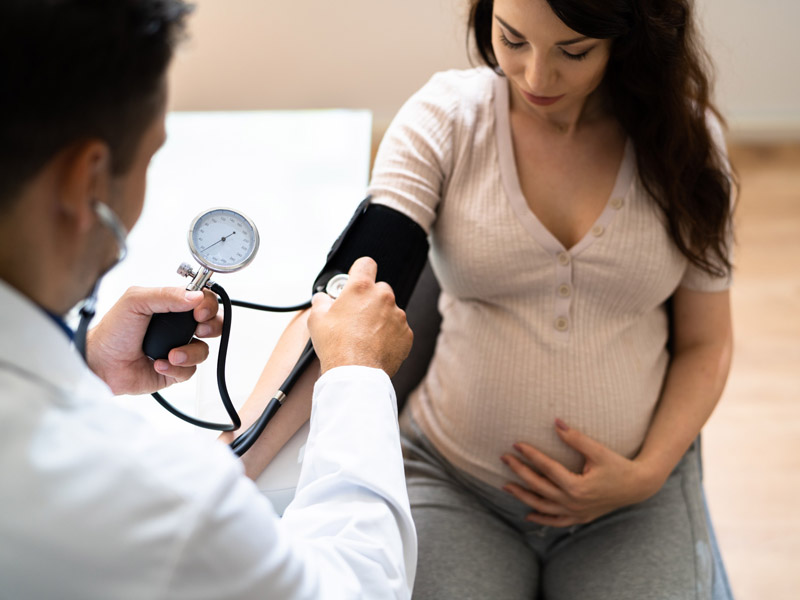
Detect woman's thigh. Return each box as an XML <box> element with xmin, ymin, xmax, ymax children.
<box><xmin>541</xmin><ymin>445</ymin><xmax>713</xmax><ymax>600</ymax></box>
<box><xmin>403</xmin><ymin>434</ymin><xmax>539</xmax><ymax>600</ymax></box>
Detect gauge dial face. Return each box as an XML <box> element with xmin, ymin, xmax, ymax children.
<box><xmin>188</xmin><ymin>208</ymin><xmax>259</xmax><ymax>273</ymax></box>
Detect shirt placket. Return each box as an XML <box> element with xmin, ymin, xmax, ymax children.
<box><xmin>553</xmin><ymin>250</ymin><xmax>573</xmax><ymax>341</ymax></box>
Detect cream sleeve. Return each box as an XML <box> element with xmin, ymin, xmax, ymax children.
<box><xmin>367</xmin><ymin>72</ymin><xmax>460</xmax><ymax>234</ymax></box>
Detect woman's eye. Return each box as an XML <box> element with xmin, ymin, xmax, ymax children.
<box><xmin>499</xmin><ymin>32</ymin><xmax>525</xmax><ymax>50</ymax></box>
<box><xmin>561</xmin><ymin>48</ymin><xmax>590</xmax><ymax>61</ymax></box>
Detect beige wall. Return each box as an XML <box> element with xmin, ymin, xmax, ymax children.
<box><xmin>169</xmin><ymin>0</ymin><xmax>800</xmax><ymax>140</ymax></box>
<box><xmin>168</xmin><ymin>0</ymin><xmax>472</xmax><ymax>131</ymax></box>
<box><xmin>699</xmin><ymin>0</ymin><xmax>800</xmax><ymax>140</ymax></box>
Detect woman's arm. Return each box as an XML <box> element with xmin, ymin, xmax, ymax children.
<box><xmin>500</xmin><ymin>286</ymin><xmax>733</xmax><ymax>526</ymax></box>
<box><xmin>633</xmin><ymin>286</ymin><xmax>733</xmax><ymax>489</ymax></box>
<box><xmin>225</xmin><ymin>73</ymin><xmax>463</xmax><ymax>479</ymax></box>
<box><xmin>218</xmin><ymin>309</ymin><xmax>317</xmax><ymax>480</ymax></box>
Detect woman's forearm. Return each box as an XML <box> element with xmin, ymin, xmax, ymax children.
<box><xmin>218</xmin><ymin>310</ymin><xmax>317</xmax><ymax>480</ymax></box>
<box><xmin>635</xmin><ymin>335</ymin><xmax>733</xmax><ymax>489</ymax></box>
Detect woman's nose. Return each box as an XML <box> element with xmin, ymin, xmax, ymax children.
<box><xmin>525</xmin><ymin>52</ymin><xmax>554</xmax><ymax>94</ymax></box>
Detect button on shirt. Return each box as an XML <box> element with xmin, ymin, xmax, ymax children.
<box><xmin>0</xmin><ymin>280</ymin><xmax>416</xmax><ymax>599</ymax></box>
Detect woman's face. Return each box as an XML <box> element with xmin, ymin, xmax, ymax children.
<box><xmin>491</xmin><ymin>0</ymin><xmax>613</xmax><ymax>119</ymax></box>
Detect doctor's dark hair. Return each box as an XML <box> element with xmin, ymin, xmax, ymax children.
<box><xmin>0</xmin><ymin>0</ymin><xmax>192</xmax><ymax>211</ymax></box>
<box><xmin>468</xmin><ymin>0</ymin><xmax>735</xmax><ymax>277</ymax></box>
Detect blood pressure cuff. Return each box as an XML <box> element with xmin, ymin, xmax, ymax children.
<box><xmin>313</xmin><ymin>197</ymin><xmax>429</xmax><ymax>310</ymax></box>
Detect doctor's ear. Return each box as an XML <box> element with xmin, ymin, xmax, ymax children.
<box><xmin>56</xmin><ymin>139</ymin><xmax>112</xmax><ymax>233</ymax></box>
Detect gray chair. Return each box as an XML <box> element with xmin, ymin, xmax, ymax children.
<box><xmin>392</xmin><ymin>262</ymin><xmax>734</xmax><ymax>600</ymax></box>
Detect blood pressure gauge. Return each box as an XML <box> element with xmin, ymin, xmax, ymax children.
<box><xmin>189</xmin><ymin>207</ymin><xmax>259</xmax><ymax>273</ymax></box>
<box><xmin>181</xmin><ymin>208</ymin><xmax>260</xmax><ymax>291</ymax></box>
<box><xmin>143</xmin><ymin>207</ymin><xmax>260</xmax><ymax>360</ymax></box>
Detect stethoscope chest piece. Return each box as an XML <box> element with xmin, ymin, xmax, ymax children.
<box><xmin>325</xmin><ymin>274</ymin><xmax>349</xmax><ymax>299</ymax></box>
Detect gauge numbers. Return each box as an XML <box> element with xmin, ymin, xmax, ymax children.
<box><xmin>188</xmin><ymin>208</ymin><xmax>259</xmax><ymax>273</ymax></box>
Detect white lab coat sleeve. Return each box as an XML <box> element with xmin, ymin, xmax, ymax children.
<box><xmin>163</xmin><ymin>365</ymin><xmax>416</xmax><ymax>600</ymax></box>
<box><xmin>278</xmin><ymin>365</ymin><xmax>417</xmax><ymax>599</ymax></box>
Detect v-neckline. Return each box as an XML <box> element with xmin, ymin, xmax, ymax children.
<box><xmin>494</xmin><ymin>76</ymin><xmax>635</xmax><ymax>256</ymax></box>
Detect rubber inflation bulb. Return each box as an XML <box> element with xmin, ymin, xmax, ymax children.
<box><xmin>142</xmin><ymin>311</ymin><xmax>197</xmax><ymax>360</ymax></box>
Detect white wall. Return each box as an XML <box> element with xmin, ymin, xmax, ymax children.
<box><xmin>168</xmin><ymin>0</ymin><xmax>800</xmax><ymax>140</ymax></box>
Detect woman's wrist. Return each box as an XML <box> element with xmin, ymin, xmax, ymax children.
<box><xmin>632</xmin><ymin>451</ymin><xmax>676</xmax><ymax>499</ymax></box>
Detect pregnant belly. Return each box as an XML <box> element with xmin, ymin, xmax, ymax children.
<box><xmin>410</xmin><ymin>339</ymin><xmax>669</xmax><ymax>487</ymax></box>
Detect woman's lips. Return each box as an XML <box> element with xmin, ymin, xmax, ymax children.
<box><xmin>521</xmin><ymin>90</ymin><xmax>565</xmax><ymax>106</ymax></box>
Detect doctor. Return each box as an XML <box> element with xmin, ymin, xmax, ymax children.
<box><xmin>0</xmin><ymin>1</ymin><xmax>416</xmax><ymax>599</ymax></box>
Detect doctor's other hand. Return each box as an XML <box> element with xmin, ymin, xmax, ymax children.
<box><xmin>86</xmin><ymin>286</ymin><xmax>223</xmax><ymax>396</ymax></box>
<box><xmin>308</xmin><ymin>257</ymin><xmax>413</xmax><ymax>377</ymax></box>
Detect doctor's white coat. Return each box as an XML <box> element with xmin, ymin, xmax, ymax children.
<box><xmin>0</xmin><ymin>280</ymin><xmax>416</xmax><ymax>599</ymax></box>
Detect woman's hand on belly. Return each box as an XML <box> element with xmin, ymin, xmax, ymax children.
<box><xmin>499</xmin><ymin>419</ymin><xmax>662</xmax><ymax>527</ymax></box>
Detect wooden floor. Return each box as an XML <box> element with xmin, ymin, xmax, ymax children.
<box><xmin>703</xmin><ymin>143</ymin><xmax>800</xmax><ymax>600</ymax></box>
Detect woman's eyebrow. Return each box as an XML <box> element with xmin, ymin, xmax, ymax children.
<box><xmin>495</xmin><ymin>15</ymin><xmax>526</xmax><ymax>39</ymax></box>
<box><xmin>556</xmin><ymin>35</ymin><xmax>590</xmax><ymax>46</ymax></box>
<box><xmin>495</xmin><ymin>15</ymin><xmax>589</xmax><ymax>46</ymax></box>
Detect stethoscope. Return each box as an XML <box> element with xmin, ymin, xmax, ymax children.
<box><xmin>77</xmin><ymin>205</ymin><xmax>345</xmax><ymax>457</ymax></box>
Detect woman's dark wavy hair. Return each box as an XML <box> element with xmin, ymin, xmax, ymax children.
<box><xmin>469</xmin><ymin>0</ymin><xmax>735</xmax><ymax>277</ymax></box>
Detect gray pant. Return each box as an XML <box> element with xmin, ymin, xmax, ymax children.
<box><xmin>401</xmin><ymin>415</ymin><xmax>714</xmax><ymax>600</ymax></box>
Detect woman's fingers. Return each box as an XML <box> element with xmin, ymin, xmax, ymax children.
<box><xmin>501</xmin><ymin>453</ymin><xmax>567</xmax><ymax>503</ymax></box>
<box><xmin>502</xmin><ymin>482</ymin><xmax>569</xmax><ymax>516</ymax></box>
<box><xmin>511</xmin><ymin>442</ymin><xmax>578</xmax><ymax>490</ymax></box>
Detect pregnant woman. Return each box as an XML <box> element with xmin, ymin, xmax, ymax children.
<box><xmin>366</xmin><ymin>0</ymin><xmax>735</xmax><ymax>598</ymax></box>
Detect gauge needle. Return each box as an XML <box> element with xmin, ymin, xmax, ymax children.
<box><xmin>200</xmin><ymin>231</ymin><xmax>236</xmax><ymax>253</ymax></box>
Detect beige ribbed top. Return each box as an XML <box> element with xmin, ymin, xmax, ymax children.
<box><xmin>368</xmin><ymin>68</ymin><xmax>731</xmax><ymax>488</ymax></box>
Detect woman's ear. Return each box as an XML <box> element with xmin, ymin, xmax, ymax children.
<box><xmin>56</xmin><ymin>139</ymin><xmax>112</xmax><ymax>234</ymax></box>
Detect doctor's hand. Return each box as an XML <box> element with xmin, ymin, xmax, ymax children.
<box><xmin>308</xmin><ymin>257</ymin><xmax>413</xmax><ymax>377</ymax></box>
<box><xmin>500</xmin><ymin>420</ymin><xmax>664</xmax><ymax>527</ymax></box>
<box><xmin>86</xmin><ymin>287</ymin><xmax>223</xmax><ymax>396</ymax></box>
